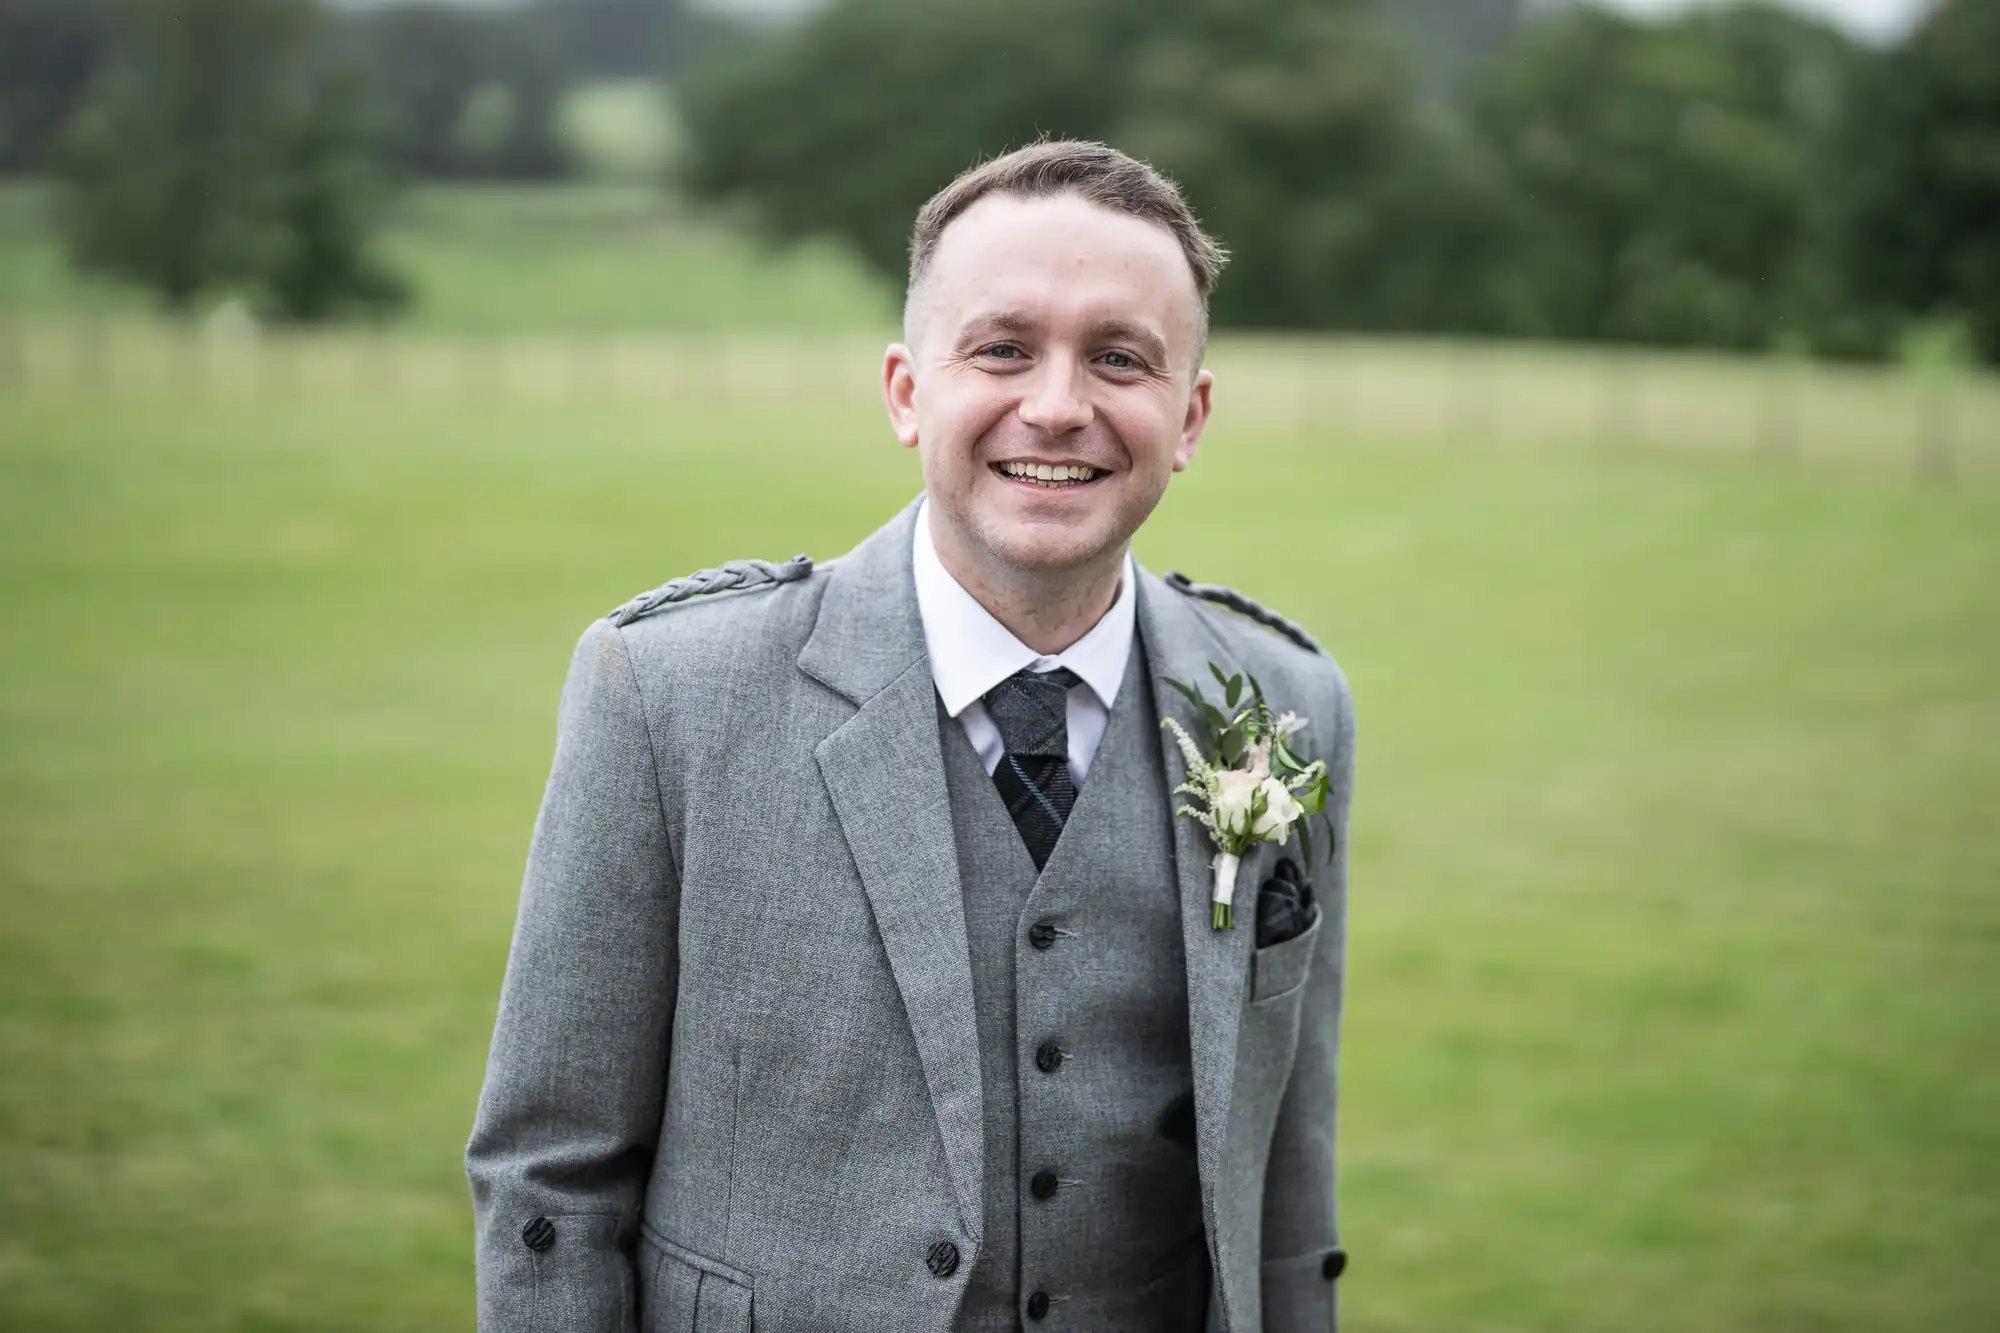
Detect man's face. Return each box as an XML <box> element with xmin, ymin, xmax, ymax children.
<box><xmin>884</xmin><ymin>192</ymin><xmax>1214</xmax><ymax>579</ymax></box>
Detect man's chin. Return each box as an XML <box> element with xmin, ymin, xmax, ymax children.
<box><xmin>976</xmin><ymin>516</ymin><xmax>1125</xmax><ymax>578</ymax></box>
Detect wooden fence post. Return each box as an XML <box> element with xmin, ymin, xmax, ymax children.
<box><xmin>0</xmin><ymin>315</ymin><xmax>20</xmax><ymax>389</ymax></box>
<box><xmin>1916</xmin><ymin>373</ymin><xmax>1956</xmax><ymax>480</ymax></box>
<box><xmin>1447</xmin><ymin>339</ymin><xmax>1489</xmax><ymax>447</ymax></box>
<box><xmin>1594</xmin><ymin>349</ymin><xmax>1624</xmax><ymax>449</ymax></box>
<box><xmin>1756</xmin><ymin>355</ymin><xmax>1797</xmax><ymax>462</ymax></box>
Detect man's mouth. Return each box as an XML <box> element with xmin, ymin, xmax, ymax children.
<box><xmin>994</xmin><ymin>460</ymin><xmax>1107</xmax><ymax>489</ymax></box>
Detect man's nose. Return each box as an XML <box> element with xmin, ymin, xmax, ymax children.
<box><xmin>1016</xmin><ymin>357</ymin><xmax>1093</xmax><ymax>435</ymax></box>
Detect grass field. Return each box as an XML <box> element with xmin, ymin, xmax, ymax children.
<box><xmin>8</xmin><ymin>175</ymin><xmax>1998</xmax><ymax>482</ymax></box>
<box><xmin>1</xmin><ymin>366</ymin><xmax>1996</xmax><ymax>1329</ymax></box>
<box><xmin>0</xmin><ymin>181</ymin><xmax>897</xmax><ymax>333</ymax></box>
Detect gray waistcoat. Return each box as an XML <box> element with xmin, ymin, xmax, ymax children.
<box><xmin>941</xmin><ymin>643</ymin><xmax>1210</xmax><ymax>1331</ymax></box>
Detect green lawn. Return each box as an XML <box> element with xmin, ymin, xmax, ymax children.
<box><xmin>1</xmin><ymin>374</ymin><xmax>1994</xmax><ymax>1329</ymax></box>
<box><xmin>0</xmin><ymin>180</ymin><xmax>897</xmax><ymax>333</ymax></box>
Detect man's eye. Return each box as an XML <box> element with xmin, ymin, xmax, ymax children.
<box><xmin>981</xmin><ymin>344</ymin><xmax>1023</xmax><ymax>360</ymax></box>
<box><xmin>1100</xmin><ymin>351</ymin><xmax>1138</xmax><ymax>370</ymax></box>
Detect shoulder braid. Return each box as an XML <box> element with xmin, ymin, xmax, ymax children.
<box><xmin>1163</xmin><ymin>570</ymin><xmax>1324</xmax><ymax>656</ymax></box>
<box><xmin>608</xmin><ymin>554</ymin><xmax>815</xmax><ymax>627</ymax></box>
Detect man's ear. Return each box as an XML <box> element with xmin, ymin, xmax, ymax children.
<box><xmin>1173</xmin><ymin>368</ymin><xmax>1214</xmax><ymax>472</ymax></box>
<box><xmin>883</xmin><ymin>344</ymin><xmax>920</xmax><ymax>448</ymax></box>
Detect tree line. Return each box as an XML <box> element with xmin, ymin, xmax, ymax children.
<box><xmin>1</xmin><ymin>0</ymin><xmax>688</xmax><ymax>183</ymax></box>
<box><xmin>6</xmin><ymin>0</ymin><xmax>1995</xmax><ymax>364</ymax></box>
<box><xmin>681</xmin><ymin>0</ymin><xmax>2000</xmax><ymax>364</ymax></box>
<box><xmin>2</xmin><ymin>0</ymin><xmax>692</xmax><ymax>321</ymax></box>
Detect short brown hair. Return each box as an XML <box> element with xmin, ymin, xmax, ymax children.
<box><xmin>905</xmin><ymin>138</ymin><xmax>1229</xmax><ymax>364</ymax></box>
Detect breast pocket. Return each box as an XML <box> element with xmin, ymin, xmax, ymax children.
<box><xmin>640</xmin><ymin>1224</ymin><xmax>754</xmax><ymax>1333</ymax></box>
<box><xmin>1248</xmin><ymin>904</ymin><xmax>1323</xmax><ymax>1005</ymax></box>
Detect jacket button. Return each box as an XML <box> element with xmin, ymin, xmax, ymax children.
<box><xmin>927</xmin><ymin>1240</ymin><xmax>960</xmax><ymax>1278</ymax></box>
<box><xmin>1034</xmin><ymin>1040</ymin><xmax>1064</xmax><ymax>1073</ymax></box>
<box><xmin>521</xmin><ymin>1217</ymin><xmax>556</xmax><ymax>1253</ymax></box>
<box><xmin>1322</xmin><ymin>1248</ymin><xmax>1348</xmax><ymax>1280</ymax></box>
<box><xmin>1028</xmin><ymin>918</ymin><xmax>1058</xmax><ymax>950</ymax></box>
<box><xmin>1026</xmin><ymin>1289</ymin><xmax>1051</xmax><ymax>1320</ymax></box>
<box><xmin>1030</xmin><ymin>1169</ymin><xmax>1059</xmax><ymax>1201</ymax></box>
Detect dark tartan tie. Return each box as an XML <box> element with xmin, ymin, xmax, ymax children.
<box><xmin>984</xmin><ymin>667</ymin><xmax>1082</xmax><ymax>871</ymax></box>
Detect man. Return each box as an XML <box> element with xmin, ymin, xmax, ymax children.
<box><xmin>467</xmin><ymin>139</ymin><xmax>1357</xmax><ymax>1332</ymax></box>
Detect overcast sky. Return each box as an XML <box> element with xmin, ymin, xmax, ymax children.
<box><xmin>708</xmin><ymin>0</ymin><xmax>1942</xmax><ymax>41</ymax></box>
<box><xmin>1588</xmin><ymin>0</ymin><xmax>1932</xmax><ymax>39</ymax></box>
<box><xmin>697</xmin><ymin>0</ymin><xmax>1940</xmax><ymax>39</ymax></box>
<box><xmin>339</xmin><ymin>0</ymin><xmax>1939</xmax><ymax>43</ymax></box>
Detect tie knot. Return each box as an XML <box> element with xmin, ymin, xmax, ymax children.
<box><xmin>983</xmin><ymin>667</ymin><xmax>1080</xmax><ymax>760</ymax></box>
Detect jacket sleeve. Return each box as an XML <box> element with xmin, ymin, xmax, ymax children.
<box><xmin>1258</xmin><ymin>671</ymin><xmax>1356</xmax><ymax>1332</ymax></box>
<box><xmin>467</xmin><ymin>619</ymin><xmax>680</xmax><ymax>1332</ymax></box>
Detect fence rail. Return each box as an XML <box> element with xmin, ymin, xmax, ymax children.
<box><xmin>4</xmin><ymin>317</ymin><xmax>1995</xmax><ymax>479</ymax></box>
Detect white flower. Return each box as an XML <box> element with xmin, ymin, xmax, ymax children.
<box><xmin>1274</xmin><ymin>711</ymin><xmax>1307</xmax><ymax>738</ymax></box>
<box><xmin>1212</xmin><ymin>768</ymin><xmax>1263</xmax><ymax>838</ymax></box>
<box><xmin>1251</xmin><ymin>777</ymin><xmax>1304</xmax><ymax>841</ymax></box>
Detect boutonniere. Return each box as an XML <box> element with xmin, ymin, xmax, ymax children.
<box><xmin>1162</xmin><ymin>665</ymin><xmax>1333</xmax><ymax>930</ymax></box>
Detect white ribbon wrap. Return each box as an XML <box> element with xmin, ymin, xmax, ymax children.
<box><xmin>1211</xmin><ymin>850</ymin><xmax>1242</xmax><ymax>930</ymax></box>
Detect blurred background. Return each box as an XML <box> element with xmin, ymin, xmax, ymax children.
<box><xmin>0</xmin><ymin>0</ymin><xmax>1995</xmax><ymax>1328</ymax></box>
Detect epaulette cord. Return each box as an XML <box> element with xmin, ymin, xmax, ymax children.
<box><xmin>1163</xmin><ymin>571</ymin><xmax>1324</xmax><ymax>656</ymax></box>
<box><xmin>608</xmin><ymin>554</ymin><xmax>814</xmax><ymax>627</ymax></box>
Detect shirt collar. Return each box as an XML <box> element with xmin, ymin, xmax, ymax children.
<box><xmin>912</xmin><ymin>496</ymin><xmax>1136</xmax><ymax>719</ymax></box>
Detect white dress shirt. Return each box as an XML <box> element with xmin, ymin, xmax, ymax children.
<box><xmin>912</xmin><ymin>497</ymin><xmax>1137</xmax><ymax>784</ymax></box>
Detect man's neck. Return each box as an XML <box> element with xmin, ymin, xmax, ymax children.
<box><xmin>929</xmin><ymin>515</ymin><xmax>1126</xmax><ymax>657</ymax></box>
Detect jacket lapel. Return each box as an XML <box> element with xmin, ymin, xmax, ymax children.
<box><xmin>798</xmin><ymin>497</ymin><xmax>985</xmax><ymax>1244</ymax></box>
<box><xmin>796</xmin><ymin>510</ymin><xmax>1265</xmax><ymax>1281</ymax></box>
<box><xmin>1136</xmin><ymin>566</ymin><xmax>1260</xmax><ymax>1325</ymax></box>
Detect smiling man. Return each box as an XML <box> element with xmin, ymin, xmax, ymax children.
<box><xmin>467</xmin><ymin>140</ymin><xmax>1358</xmax><ymax>1333</ymax></box>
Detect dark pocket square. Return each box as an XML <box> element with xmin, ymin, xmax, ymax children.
<box><xmin>1255</xmin><ymin>857</ymin><xmax>1319</xmax><ymax>948</ymax></box>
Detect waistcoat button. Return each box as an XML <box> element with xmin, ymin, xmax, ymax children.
<box><xmin>521</xmin><ymin>1217</ymin><xmax>556</xmax><ymax>1253</ymax></box>
<box><xmin>1027</xmin><ymin>918</ymin><xmax>1058</xmax><ymax>950</ymax></box>
<box><xmin>1026</xmin><ymin>1290</ymin><xmax>1051</xmax><ymax>1319</ymax></box>
<box><xmin>1029</xmin><ymin>1168</ymin><xmax>1059</xmax><ymax>1200</ymax></box>
<box><xmin>927</xmin><ymin>1240</ymin><xmax>960</xmax><ymax>1277</ymax></box>
<box><xmin>1034</xmin><ymin>1040</ymin><xmax>1064</xmax><ymax>1073</ymax></box>
<box><xmin>1322</xmin><ymin>1248</ymin><xmax>1348</xmax><ymax>1279</ymax></box>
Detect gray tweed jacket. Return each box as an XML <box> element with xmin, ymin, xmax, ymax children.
<box><xmin>466</xmin><ymin>496</ymin><xmax>1358</xmax><ymax>1332</ymax></box>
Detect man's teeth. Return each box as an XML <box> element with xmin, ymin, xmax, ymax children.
<box><xmin>997</xmin><ymin>461</ymin><xmax>1104</xmax><ymax>486</ymax></box>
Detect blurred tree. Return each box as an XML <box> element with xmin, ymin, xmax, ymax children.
<box><xmin>1471</xmin><ymin>3</ymin><xmax>1863</xmax><ymax>352</ymax></box>
<box><xmin>260</xmin><ymin>61</ymin><xmax>410</xmax><ymax>322</ymax></box>
<box><xmin>680</xmin><ymin>0</ymin><xmax>1515</xmax><ymax>332</ymax></box>
<box><xmin>346</xmin><ymin>1</ymin><xmax>571</xmax><ymax>179</ymax></box>
<box><xmin>680</xmin><ymin>0</ymin><xmax>1139</xmax><ymax>283</ymax></box>
<box><xmin>54</xmin><ymin>0</ymin><xmax>310</xmax><ymax>312</ymax></box>
<box><xmin>1113</xmin><ymin>0</ymin><xmax>1527</xmax><ymax>333</ymax></box>
<box><xmin>678</xmin><ymin>0</ymin><xmax>1977</xmax><ymax>358</ymax></box>
<box><xmin>0</xmin><ymin>0</ymin><xmax>110</xmax><ymax>174</ymax></box>
<box><xmin>53</xmin><ymin>0</ymin><xmax>407</xmax><ymax>321</ymax></box>
<box><xmin>1834</xmin><ymin>0</ymin><xmax>2000</xmax><ymax>363</ymax></box>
